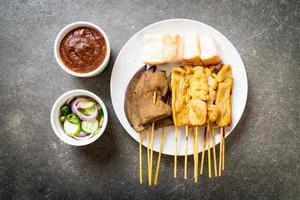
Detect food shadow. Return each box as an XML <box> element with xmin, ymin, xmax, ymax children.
<box><xmin>72</xmin><ymin>114</ymin><xmax>118</xmax><ymax>165</ymax></box>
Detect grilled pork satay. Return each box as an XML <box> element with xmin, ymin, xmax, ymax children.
<box><xmin>215</xmin><ymin>64</ymin><xmax>233</xmax><ymax>176</ymax></box>
<box><xmin>205</xmin><ymin>66</ymin><xmax>219</xmax><ymax>177</ymax></box>
<box><xmin>171</xmin><ymin>66</ymin><xmax>208</xmax><ymax>179</ymax></box>
<box><xmin>172</xmin><ymin>66</ymin><xmax>186</xmax><ymax>178</ymax></box>
<box><xmin>172</xmin><ymin>66</ymin><xmax>192</xmax><ymax>178</ymax></box>
<box><xmin>171</xmin><ymin>67</ymin><xmax>187</xmax><ymax>178</ymax></box>
<box><xmin>187</xmin><ymin>66</ymin><xmax>208</xmax><ymax>179</ymax></box>
<box><xmin>216</xmin><ymin>64</ymin><xmax>233</xmax><ymax>126</ymax></box>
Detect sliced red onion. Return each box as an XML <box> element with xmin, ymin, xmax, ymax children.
<box><xmin>73</xmin><ymin>132</ymin><xmax>94</xmax><ymax>140</ymax></box>
<box><xmin>71</xmin><ymin>98</ymin><xmax>81</xmax><ymax>114</ymax></box>
<box><xmin>71</xmin><ymin>98</ymin><xmax>98</xmax><ymax>121</ymax></box>
<box><xmin>79</xmin><ymin>131</ymin><xmax>87</xmax><ymax>137</ymax></box>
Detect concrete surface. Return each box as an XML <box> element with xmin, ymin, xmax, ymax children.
<box><xmin>0</xmin><ymin>0</ymin><xmax>299</xmax><ymax>199</ymax></box>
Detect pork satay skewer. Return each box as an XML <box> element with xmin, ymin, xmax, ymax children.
<box><xmin>139</xmin><ymin>132</ymin><xmax>143</xmax><ymax>184</ymax></box>
<box><xmin>211</xmin><ymin>128</ymin><xmax>218</xmax><ymax>176</ymax></box>
<box><xmin>154</xmin><ymin>127</ymin><xmax>165</xmax><ymax>185</ymax></box>
<box><xmin>125</xmin><ymin>65</ymin><xmax>172</xmax><ymax>185</ymax></box>
<box><xmin>184</xmin><ymin>125</ymin><xmax>189</xmax><ymax>179</ymax></box>
<box><xmin>206</xmin><ymin>66</ymin><xmax>218</xmax><ymax>177</ymax></box>
<box><xmin>215</xmin><ymin>64</ymin><xmax>233</xmax><ymax>176</ymax></box>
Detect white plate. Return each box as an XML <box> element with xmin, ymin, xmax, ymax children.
<box><xmin>110</xmin><ymin>19</ymin><xmax>248</xmax><ymax>156</ymax></box>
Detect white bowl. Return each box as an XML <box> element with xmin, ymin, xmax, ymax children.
<box><xmin>54</xmin><ymin>21</ymin><xmax>111</xmax><ymax>77</ymax></box>
<box><xmin>51</xmin><ymin>89</ymin><xmax>108</xmax><ymax>146</ymax></box>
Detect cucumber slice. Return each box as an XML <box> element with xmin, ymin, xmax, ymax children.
<box><xmin>80</xmin><ymin>101</ymin><xmax>96</xmax><ymax>109</ymax></box>
<box><xmin>99</xmin><ymin>107</ymin><xmax>104</xmax><ymax>117</ymax></box>
<box><xmin>61</xmin><ymin>105</ymin><xmax>72</xmax><ymax>116</ymax></box>
<box><xmin>60</xmin><ymin>116</ymin><xmax>65</xmax><ymax>123</ymax></box>
<box><xmin>99</xmin><ymin>116</ymin><xmax>104</xmax><ymax>127</ymax></box>
<box><xmin>81</xmin><ymin>119</ymin><xmax>99</xmax><ymax>134</ymax></box>
<box><xmin>66</xmin><ymin>114</ymin><xmax>80</xmax><ymax>124</ymax></box>
<box><xmin>64</xmin><ymin>120</ymin><xmax>81</xmax><ymax>136</ymax></box>
<box><xmin>93</xmin><ymin>127</ymin><xmax>101</xmax><ymax>136</ymax></box>
<box><xmin>79</xmin><ymin>105</ymin><xmax>97</xmax><ymax>116</ymax></box>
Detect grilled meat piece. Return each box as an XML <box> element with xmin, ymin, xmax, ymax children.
<box><xmin>124</xmin><ymin>66</ymin><xmax>172</xmax><ymax>132</ymax></box>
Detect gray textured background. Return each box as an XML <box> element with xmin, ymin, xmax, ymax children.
<box><xmin>0</xmin><ymin>0</ymin><xmax>299</xmax><ymax>199</ymax></box>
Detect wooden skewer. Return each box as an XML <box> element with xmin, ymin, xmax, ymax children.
<box><xmin>149</xmin><ymin>121</ymin><xmax>155</xmax><ymax>186</ymax></box>
<box><xmin>194</xmin><ymin>126</ymin><xmax>199</xmax><ymax>182</ymax></box>
<box><xmin>222</xmin><ymin>127</ymin><xmax>225</xmax><ymax>171</ymax></box>
<box><xmin>148</xmin><ymin>91</ymin><xmax>157</xmax><ymax>186</ymax></box>
<box><xmin>153</xmin><ymin>91</ymin><xmax>157</xmax><ymax>105</ymax></box>
<box><xmin>174</xmin><ymin>126</ymin><xmax>178</xmax><ymax>178</ymax></box>
<box><xmin>147</xmin><ymin>128</ymin><xmax>150</xmax><ymax>184</ymax></box>
<box><xmin>200</xmin><ymin>127</ymin><xmax>206</xmax><ymax>175</ymax></box>
<box><xmin>191</xmin><ymin>128</ymin><xmax>195</xmax><ymax>179</ymax></box>
<box><xmin>184</xmin><ymin>125</ymin><xmax>188</xmax><ymax>179</ymax></box>
<box><xmin>154</xmin><ymin>127</ymin><xmax>165</xmax><ymax>185</ymax></box>
<box><xmin>207</xmin><ymin>123</ymin><xmax>212</xmax><ymax>178</ymax></box>
<box><xmin>212</xmin><ymin>128</ymin><xmax>218</xmax><ymax>177</ymax></box>
<box><xmin>139</xmin><ymin>132</ymin><xmax>143</xmax><ymax>184</ymax></box>
<box><xmin>192</xmin><ymin>128</ymin><xmax>195</xmax><ymax>179</ymax></box>
<box><xmin>218</xmin><ymin>128</ymin><xmax>223</xmax><ymax>176</ymax></box>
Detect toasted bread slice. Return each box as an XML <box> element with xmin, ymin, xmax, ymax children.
<box><xmin>183</xmin><ymin>31</ymin><xmax>202</xmax><ymax>64</ymax></box>
<box><xmin>199</xmin><ymin>35</ymin><xmax>222</xmax><ymax>65</ymax></box>
<box><xmin>162</xmin><ymin>34</ymin><xmax>183</xmax><ymax>63</ymax></box>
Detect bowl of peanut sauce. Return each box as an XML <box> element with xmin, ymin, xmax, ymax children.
<box><xmin>54</xmin><ymin>21</ymin><xmax>110</xmax><ymax>77</ymax></box>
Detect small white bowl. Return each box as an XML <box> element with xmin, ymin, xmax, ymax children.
<box><xmin>54</xmin><ymin>21</ymin><xmax>110</xmax><ymax>77</ymax></box>
<box><xmin>51</xmin><ymin>89</ymin><xmax>108</xmax><ymax>146</ymax></box>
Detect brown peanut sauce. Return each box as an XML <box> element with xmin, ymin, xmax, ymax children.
<box><xmin>60</xmin><ymin>27</ymin><xmax>106</xmax><ymax>73</ymax></box>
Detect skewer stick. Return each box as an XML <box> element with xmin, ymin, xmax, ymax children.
<box><xmin>222</xmin><ymin>127</ymin><xmax>225</xmax><ymax>171</ymax></box>
<box><xmin>147</xmin><ymin>128</ymin><xmax>150</xmax><ymax>184</ymax></box>
<box><xmin>212</xmin><ymin>128</ymin><xmax>218</xmax><ymax>177</ymax></box>
<box><xmin>219</xmin><ymin>128</ymin><xmax>223</xmax><ymax>176</ymax></box>
<box><xmin>207</xmin><ymin>123</ymin><xmax>212</xmax><ymax>178</ymax></box>
<box><xmin>174</xmin><ymin>126</ymin><xmax>178</xmax><ymax>178</ymax></box>
<box><xmin>200</xmin><ymin>127</ymin><xmax>206</xmax><ymax>175</ymax></box>
<box><xmin>148</xmin><ymin>90</ymin><xmax>157</xmax><ymax>185</ymax></box>
<box><xmin>149</xmin><ymin>121</ymin><xmax>155</xmax><ymax>185</ymax></box>
<box><xmin>184</xmin><ymin>125</ymin><xmax>188</xmax><ymax>179</ymax></box>
<box><xmin>153</xmin><ymin>91</ymin><xmax>157</xmax><ymax>105</ymax></box>
<box><xmin>194</xmin><ymin>126</ymin><xmax>199</xmax><ymax>182</ymax></box>
<box><xmin>154</xmin><ymin>127</ymin><xmax>165</xmax><ymax>185</ymax></box>
<box><xmin>139</xmin><ymin>132</ymin><xmax>143</xmax><ymax>184</ymax></box>
<box><xmin>192</xmin><ymin>129</ymin><xmax>195</xmax><ymax>179</ymax></box>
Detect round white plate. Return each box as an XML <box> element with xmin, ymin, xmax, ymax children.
<box><xmin>110</xmin><ymin>19</ymin><xmax>248</xmax><ymax>156</ymax></box>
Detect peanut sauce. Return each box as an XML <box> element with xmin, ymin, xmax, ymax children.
<box><xmin>60</xmin><ymin>27</ymin><xmax>106</xmax><ymax>73</ymax></box>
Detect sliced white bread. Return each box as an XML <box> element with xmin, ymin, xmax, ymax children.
<box><xmin>142</xmin><ymin>34</ymin><xmax>183</xmax><ymax>65</ymax></box>
<box><xmin>162</xmin><ymin>34</ymin><xmax>183</xmax><ymax>63</ymax></box>
<box><xmin>142</xmin><ymin>34</ymin><xmax>166</xmax><ymax>65</ymax></box>
<box><xmin>199</xmin><ymin>35</ymin><xmax>222</xmax><ymax>65</ymax></box>
<box><xmin>182</xmin><ymin>31</ymin><xmax>202</xmax><ymax>64</ymax></box>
